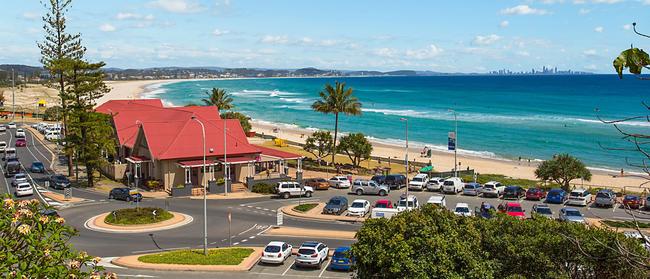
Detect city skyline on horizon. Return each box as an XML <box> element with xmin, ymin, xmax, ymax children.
<box><xmin>1</xmin><ymin>0</ymin><xmax>649</xmax><ymax>74</ymax></box>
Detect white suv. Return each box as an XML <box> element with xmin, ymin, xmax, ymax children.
<box><xmin>408</xmin><ymin>173</ymin><xmax>429</xmax><ymax>191</ymax></box>
<box><xmin>260</xmin><ymin>241</ymin><xmax>292</xmax><ymax>264</ymax></box>
<box><xmin>275</xmin><ymin>181</ymin><xmax>313</xmax><ymax>199</ymax></box>
<box><xmin>482</xmin><ymin>181</ymin><xmax>505</xmax><ymax>198</ymax></box>
<box><xmin>567</xmin><ymin>189</ymin><xmax>592</xmax><ymax>206</ymax></box>
<box><xmin>295</xmin><ymin>241</ymin><xmax>329</xmax><ymax>268</ymax></box>
<box><xmin>328</xmin><ymin>176</ymin><xmax>351</xmax><ymax>189</ymax></box>
<box><xmin>426</xmin><ymin>177</ymin><xmax>445</xmax><ymax>191</ymax></box>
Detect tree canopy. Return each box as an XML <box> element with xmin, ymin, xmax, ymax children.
<box><xmin>303</xmin><ymin>130</ymin><xmax>333</xmax><ymax>163</ymax></box>
<box><xmin>202</xmin><ymin>88</ymin><xmax>234</xmax><ymax>111</ymax></box>
<box><xmin>220</xmin><ymin>111</ymin><xmax>252</xmax><ymax>133</ymax></box>
<box><xmin>337</xmin><ymin>133</ymin><xmax>372</xmax><ymax>167</ymax></box>
<box><xmin>352</xmin><ymin>204</ymin><xmax>650</xmax><ymax>279</ymax></box>
<box><xmin>534</xmin><ymin>154</ymin><xmax>591</xmax><ymax>191</ymax></box>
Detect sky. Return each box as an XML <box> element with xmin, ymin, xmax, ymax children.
<box><xmin>1</xmin><ymin>0</ymin><xmax>650</xmax><ymax>73</ymax></box>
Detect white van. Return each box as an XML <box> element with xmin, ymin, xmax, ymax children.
<box><xmin>427</xmin><ymin>195</ymin><xmax>447</xmax><ymax>208</ymax></box>
<box><xmin>567</xmin><ymin>189</ymin><xmax>592</xmax><ymax>206</ymax></box>
<box><xmin>442</xmin><ymin>177</ymin><xmax>464</xmax><ymax>194</ymax></box>
<box><xmin>397</xmin><ymin>195</ymin><xmax>420</xmax><ymax>212</ymax></box>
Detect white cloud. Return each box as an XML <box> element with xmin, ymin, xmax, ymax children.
<box><xmin>261</xmin><ymin>35</ymin><xmax>289</xmax><ymax>44</ymax></box>
<box><xmin>540</xmin><ymin>0</ymin><xmax>565</xmax><ymax>3</ymax></box>
<box><xmin>573</xmin><ymin>0</ymin><xmax>586</xmax><ymax>3</ymax></box>
<box><xmin>583</xmin><ymin>49</ymin><xmax>598</xmax><ymax>56</ymax></box>
<box><xmin>99</xmin><ymin>23</ymin><xmax>116</xmax><ymax>32</ymax></box>
<box><xmin>594</xmin><ymin>26</ymin><xmax>604</xmax><ymax>32</ymax></box>
<box><xmin>500</xmin><ymin>20</ymin><xmax>509</xmax><ymax>28</ymax></box>
<box><xmin>644</xmin><ymin>0</ymin><xmax>650</xmax><ymax>5</ymax></box>
<box><xmin>516</xmin><ymin>51</ymin><xmax>531</xmax><ymax>57</ymax></box>
<box><xmin>150</xmin><ymin>0</ymin><xmax>204</xmax><ymax>13</ymax></box>
<box><xmin>623</xmin><ymin>24</ymin><xmax>632</xmax><ymax>30</ymax></box>
<box><xmin>300</xmin><ymin>37</ymin><xmax>313</xmax><ymax>44</ymax></box>
<box><xmin>405</xmin><ymin>44</ymin><xmax>442</xmax><ymax>59</ymax></box>
<box><xmin>473</xmin><ymin>34</ymin><xmax>502</xmax><ymax>45</ymax></box>
<box><xmin>212</xmin><ymin>29</ymin><xmax>230</xmax><ymax>36</ymax></box>
<box><xmin>578</xmin><ymin>8</ymin><xmax>591</xmax><ymax>14</ymax></box>
<box><xmin>22</xmin><ymin>12</ymin><xmax>39</xmax><ymax>20</ymax></box>
<box><xmin>318</xmin><ymin>39</ymin><xmax>338</xmax><ymax>47</ymax></box>
<box><xmin>592</xmin><ymin>0</ymin><xmax>623</xmax><ymax>3</ymax></box>
<box><xmin>116</xmin><ymin>13</ymin><xmax>155</xmax><ymax>21</ymax></box>
<box><xmin>584</xmin><ymin>64</ymin><xmax>598</xmax><ymax>70</ymax></box>
<box><xmin>501</xmin><ymin>5</ymin><xmax>549</xmax><ymax>15</ymax></box>
<box><xmin>374</xmin><ymin>48</ymin><xmax>398</xmax><ymax>58</ymax></box>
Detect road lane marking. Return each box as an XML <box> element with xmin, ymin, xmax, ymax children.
<box><xmin>282</xmin><ymin>262</ymin><xmax>294</xmax><ymax>276</ymax></box>
<box><xmin>319</xmin><ymin>258</ymin><xmax>332</xmax><ymax>278</ymax></box>
<box><xmin>130</xmin><ymin>247</ymin><xmax>189</xmax><ymax>254</ymax></box>
<box><xmin>238</xmin><ymin>223</ymin><xmax>258</xmax><ymax>236</ymax></box>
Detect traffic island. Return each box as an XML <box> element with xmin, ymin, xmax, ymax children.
<box><xmin>41</xmin><ymin>191</ymin><xmax>85</xmax><ymax>203</ymax></box>
<box><xmin>280</xmin><ymin>203</ymin><xmax>367</xmax><ymax>222</ymax></box>
<box><xmin>264</xmin><ymin>226</ymin><xmax>356</xmax><ymax>240</ymax></box>
<box><xmin>84</xmin><ymin>208</ymin><xmax>193</xmax><ymax>233</ymax></box>
<box><xmin>112</xmin><ymin>247</ymin><xmax>262</xmax><ymax>272</ymax></box>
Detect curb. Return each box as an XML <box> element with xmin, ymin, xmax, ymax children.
<box><xmin>280</xmin><ymin>204</ymin><xmax>367</xmax><ymax>223</ymax></box>
<box><xmin>111</xmin><ymin>247</ymin><xmax>263</xmax><ymax>272</ymax></box>
<box><xmin>84</xmin><ymin>211</ymin><xmax>193</xmax><ymax>234</ymax></box>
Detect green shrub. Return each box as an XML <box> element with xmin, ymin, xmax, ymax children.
<box><xmin>252</xmin><ymin>183</ymin><xmax>275</xmax><ymax>194</ymax></box>
<box><xmin>104</xmin><ymin>207</ymin><xmax>173</xmax><ymax>225</ymax></box>
<box><xmin>602</xmin><ymin>220</ymin><xmax>650</xmax><ymax>229</ymax></box>
<box><xmin>138</xmin><ymin>248</ymin><xmax>254</xmax><ymax>265</ymax></box>
<box><xmin>294</xmin><ymin>203</ymin><xmax>318</xmax><ymax>212</ymax></box>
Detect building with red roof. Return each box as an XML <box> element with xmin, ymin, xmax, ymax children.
<box><xmin>96</xmin><ymin>99</ymin><xmax>302</xmax><ymax>194</ymax></box>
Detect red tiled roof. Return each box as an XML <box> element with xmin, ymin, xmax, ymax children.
<box><xmin>95</xmin><ymin>99</ymin><xmax>163</xmax><ymax>114</ymax></box>
<box><xmin>256</xmin><ymin>145</ymin><xmax>302</xmax><ymax>159</ymax></box>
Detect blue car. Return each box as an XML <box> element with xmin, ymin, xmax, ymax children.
<box><xmin>30</xmin><ymin>161</ymin><xmax>45</xmax><ymax>173</ymax></box>
<box><xmin>329</xmin><ymin>246</ymin><xmax>354</xmax><ymax>271</ymax></box>
<box><xmin>545</xmin><ymin>188</ymin><xmax>567</xmax><ymax>204</ymax></box>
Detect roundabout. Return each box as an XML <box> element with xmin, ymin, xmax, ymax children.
<box><xmin>84</xmin><ymin>210</ymin><xmax>193</xmax><ymax>234</ymax></box>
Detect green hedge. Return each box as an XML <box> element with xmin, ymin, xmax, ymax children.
<box><xmin>104</xmin><ymin>207</ymin><xmax>173</xmax><ymax>225</ymax></box>
<box><xmin>138</xmin><ymin>248</ymin><xmax>254</xmax><ymax>265</ymax></box>
<box><xmin>294</xmin><ymin>203</ymin><xmax>318</xmax><ymax>212</ymax></box>
<box><xmin>252</xmin><ymin>183</ymin><xmax>275</xmax><ymax>194</ymax></box>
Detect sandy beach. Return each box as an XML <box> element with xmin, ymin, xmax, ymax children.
<box><xmin>96</xmin><ymin>79</ymin><xmax>649</xmax><ymax>190</ymax></box>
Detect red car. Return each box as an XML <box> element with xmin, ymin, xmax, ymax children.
<box><xmin>525</xmin><ymin>188</ymin><xmax>546</xmax><ymax>201</ymax></box>
<box><xmin>374</xmin><ymin>199</ymin><xmax>393</xmax><ymax>209</ymax></box>
<box><xmin>622</xmin><ymin>195</ymin><xmax>641</xmax><ymax>209</ymax></box>
<box><xmin>15</xmin><ymin>138</ymin><xmax>26</xmax><ymax>147</ymax></box>
<box><xmin>500</xmin><ymin>202</ymin><xmax>526</xmax><ymax>219</ymax></box>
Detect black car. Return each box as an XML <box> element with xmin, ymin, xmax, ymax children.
<box><xmin>5</xmin><ymin>161</ymin><xmax>21</xmax><ymax>177</ymax></box>
<box><xmin>384</xmin><ymin>174</ymin><xmax>407</xmax><ymax>189</ymax></box>
<box><xmin>322</xmin><ymin>196</ymin><xmax>348</xmax><ymax>215</ymax></box>
<box><xmin>4</xmin><ymin>155</ymin><xmax>19</xmax><ymax>168</ymax></box>
<box><xmin>49</xmin><ymin>174</ymin><xmax>71</xmax><ymax>190</ymax></box>
<box><xmin>371</xmin><ymin>175</ymin><xmax>386</xmax><ymax>185</ymax></box>
<box><xmin>109</xmin><ymin>187</ymin><xmax>143</xmax><ymax>202</ymax></box>
<box><xmin>503</xmin><ymin>186</ymin><xmax>526</xmax><ymax>200</ymax></box>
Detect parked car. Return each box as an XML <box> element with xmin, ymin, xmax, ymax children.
<box><xmin>427</xmin><ymin>195</ymin><xmax>447</xmax><ymax>208</ymax></box>
<box><xmin>275</xmin><ymin>181</ymin><xmax>313</xmax><ymax>199</ymax></box>
<box><xmin>11</xmin><ymin>173</ymin><xmax>28</xmax><ymax>187</ymax></box>
<box><xmin>329</xmin><ymin>246</ymin><xmax>354</xmax><ymax>271</ymax></box>
<box><xmin>15</xmin><ymin>138</ymin><xmax>26</xmax><ymax>147</ymax></box>
<box><xmin>503</xmin><ymin>186</ymin><xmax>526</xmax><ymax>200</ymax></box>
<box><xmin>323</xmin><ymin>196</ymin><xmax>348</xmax><ymax>215</ymax></box>
<box><xmin>454</xmin><ymin>203</ymin><xmax>472</xmax><ymax>217</ymax></box>
<box><xmin>295</xmin><ymin>241</ymin><xmax>329</xmax><ymax>268</ymax></box>
<box><xmin>442</xmin><ymin>177</ymin><xmax>464</xmax><ymax>194</ymax></box>
<box><xmin>408</xmin><ymin>173</ymin><xmax>429</xmax><ymax>191</ymax></box>
<box><xmin>558</xmin><ymin>207</ymin><xmax>585</xmax><ymax>223</ymax></box>
<box><xmin>463</xmin><ymin>182</ymin><xmax>482</xmax><ymax>196</ymax></box>
<box><xmin>623</xmin><ymin>195</ymin><xmax>642</xmax><ymax>210</ymax></box>
<box><xmin>48</xmin><ymin>174</ymin><xmax>71</xmax><ymax>189</ymax></box>
<box><xmin>0</xmin><ymin>124</ymin><xmax>5</xmax><ymax>132</ymax></box>
<box><xmin>45</xmin><ymin>132</ymin><xmax>62</xmax><ymax>141</ymax></box>
<box><xmin>328</xmin><ymin>176</ymin><xmax>351</xmax><ymax>189</ymax></box>
<box><xmin>15</xmin><ymin>129</ymin><xmax>25</xmax><ymax>138</ymax></box>
<box><xmin>4</xmin><ymin>147</ymin><xmax>17</xmax><ymax>160</ymax></box>
<box><xmin>396</xmin><ymin>194</ymin><xmax>419</xmax><ymax>212</ymax></box>
<box><xmin>347</xmin><ymin>199</ymin><xmax>370</xmax><ymax>217</ymax></box>
<box><xmin>260</xmin><ymin>241</ymin><xmax>292</xmax><ymax>264</ymax></box>
<box><xmin>30</xmin><ymin>161</ymin><xmax>45</xmax><ymax>173</ymax></box>
<box><xmin>15</xmin><ymin>182</ymin><xmax>33</xmax><ymax>197</ymax></box>
<box><xmin>545</xmin><ymin>188</ymin><xmax>568</xmax><ymax>204</ymax></box>
<box><xmin>373</xmin><ymin>199</ymin><xmax>393</xmax><ymax>209</ymax></box>
<box><xmin>482</xmin><ymin>181</ymin><xmax>505</xmax><ymax>198</ymax></box>
<box><xmin>7</xmin><ymin>122</ymin><xmax>16</xmax><ymax>129</ymax></box>
<box><xmin>5</xmin><ymin>161</ymin><xmax>21</xmax><ymax>177</ymax></box>
<box><xmin>4</xmin><ymin>156</ymin><xmax>18</xmax><ymax>168</ymax></box>
<box><xmin>567</xmin><ymin>189</ymin><xmax>592</xmax><ymax>206</ymax></box>
<box><xmin>532</xmin><ymin>204</ymin><xmax>554</xmax><ymax>219</ymax></box>
<box><xmin>595</xmin><ymin>189</ymin><xmax>617</xmax><ymax>208</ymax></box>
<box><xmin>501</xmin><ymin>202</ymin><xmax>525</xmax><ymax>219</ymax></box>
<box><xmin>426</xmin><ymin>177</ymin><xmax>445</xmax><ymax>191</ymax></box>
<box><xmin>525</xmin><ymin>187</ymin><xmax>546</xmax><ymax>201</ymax></box>
<box><xmin>383</xmin><ymin>174</ymin><xmax>406</xmax><ymax>189</ymax></box>
<box><xmin>645</xmin><ymin>197</ymin><xmax>650</xmax><ymax>211</ymax></box>
<box><xmin>476</xmin><ymin>202</ymin><xmax>495</xmax><ymax>219</ymax></box>
<box><xmin>351</xmin><ymin>179</ymin><xmax>389</xmax><ymax>196</ymax></box>
<box><xmin>108</xmin><ymin>187</ymin><xmax>143</xmax><ymax>202</ymax></box>
<box><xmin>304</xmin><ymin>178</ymin><xmax>330</xmax><ymax>190</ymax></box>
<box><xmin>0</xmin><ymin>141</ymin><xmax>6</xmax><ymax>152</ymax></box>
<box><xmin>370</xmin><ymin>175</ymin><xmax>386</xmax><ymax>186</ymax></box>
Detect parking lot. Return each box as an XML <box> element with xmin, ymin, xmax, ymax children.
<box><xmin>249</xmin><ymin>255</ymin><xmax>352</xmax><ymax>278</ymax></box>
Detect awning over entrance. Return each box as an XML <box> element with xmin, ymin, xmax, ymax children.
<box><xmin>126</xmin><ymin>155</ymin><xmax>151</xmax><ymax>164</ymax></box>
<box><xmin>256</xmin><ymin>146</ymin><xmax>302</xmax><ymax>160</ymax></box>
<box><xmin>217</xmin><ymin>156</ymin><xmax>257</xmax><ymax>164</ymax></box>
<box><xmin>177</xmin><ymin>160</ymin><xmax>219</xmax><ymax>168</ymax></box>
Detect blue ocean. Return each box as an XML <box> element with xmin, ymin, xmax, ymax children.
<box><xmin>148</xmin><ymin>75</ymin><xmax>648</xmax><ymax>171</ymax></box>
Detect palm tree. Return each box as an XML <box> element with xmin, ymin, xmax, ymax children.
<box><xmin>311</xmin><ymin>82</ymin><xmax>362</xmax><ymax>164</ymax></box>
<box><xmin>202</xmin><ymin>88</ymin><xmax>234</xmax><ymax>111</ymax></box>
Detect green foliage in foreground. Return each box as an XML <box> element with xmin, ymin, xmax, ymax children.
<box><xmin>603</xmin><ymin>220</ymin><xmax>650</xmax><ymax>229</ymax></box>
<box><xmin>104</xmin><ymin>207</ymin><xmax>173</xmax><ymax>225</ymax></box>
<box><xmin>0</xmin><ymin>196</ymin><xmax>114</xmax><ymax>278</ymax></box>
<box><xmin>138</xmin><ymin>248</ymin><xmax>254</xmax><ymax>265</ymax></box>
<box><xmin>294</xmin><ymin>203</ymin><xmax>318</xmax><ymax>212</ymax></box>
<box><xmin>353</xmin><ymin>204</ymin><xmax>650</xmax><ymax>279</ymax></box>
<box><xmin>251</xmin><ymin>183</ymin><xmax>275</xmax><ymax>194</ymax></box>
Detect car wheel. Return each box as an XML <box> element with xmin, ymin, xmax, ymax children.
<box><xmin>283</xmin><ymin>192</ymin><xmax>290</xmax><ymax>199</ymax></box>
<box><xmin>126</xmin><ymin>196</ymin><xmax>132</xmax><ymax>202</ymax></box>
<box><xmin>305</xmin><ymin>191</ymin><xmax>312</xmax><ymax>198</ymax></box>
<box><xmin>356</xmin><ymin>189</ymin><xmax>363</xmax><ymax>196</ymax></box>
<box><xmin>379</xmin><ymin>190</ymin><xmax>386</xmax><ymax>196</ymax></box>
<box><xmin>108</xmin><ymin>194</ymin><xmax>113</xmax><ymax>199</ymax></box>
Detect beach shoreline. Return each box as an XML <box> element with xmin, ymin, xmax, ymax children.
<box><xmin>100</xmin><ymin>78</ymin><xmax>648</xmax><ymax>190</ymax></box>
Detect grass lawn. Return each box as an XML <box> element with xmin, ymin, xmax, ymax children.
<box><xmin>138</xmin><ymin>248</ymin><xmax>254</xmax><ymax>265</ymax></box>
<box><xmin>104</xmin><ymin>207</ymin><xmax>173</xmax><ymax>225</ymax></box>
<box><xmin>602</xmin><ymin>220</ymin><xmax>650</xmax><ymax>229</ymax></box>
<box><xmin>293</xmin><ymin>203</ymin><xmax>318</xmax><ymax>212</ymax></box>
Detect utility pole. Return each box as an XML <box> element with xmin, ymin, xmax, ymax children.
<box><xmin>400</xmin><ymin>118</ymin><xmax>409</xmax><ymax>199</ymax></box>
<box><xmin>191</xmin><ymin>116</ymin><xmax>208</xmax><ymax>256</ymax></box>
<box><xmin>224</xmin><ymin>121</ymin><xmax>229</xmax><ymax>196</ymax></box>
<box><xmin>11</xmin><ymin>69</ymin><xmax>15</xmax><ymax>121</ymax></box>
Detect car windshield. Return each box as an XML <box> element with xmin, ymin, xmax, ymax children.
<box><xmin>375</xmin><ymin>202</ymin><xmax>388</xmax><ymax>208</ymax></box>
<box><xmin>54</xmin><ymin>175</ymin><xmax>66</xmax><ymax>181</ymax></box>
<box><xmin>15</xmin><ymin>174</ymin><xmax>26</xmax><ymax>179</ymax></box>
<box><xmin>528</xmin><ymin>188</ymin><xmax>539</xmax><ymax>193</ymax></box>
<box><xmin>351</xmin><ymin>202</ymin><xmax>364</xmax><ymax>208</ymax></box>
<box><xmin>333</xmin><ymin>252</ymin><xmax>347</xmax><ymax>258</ymax></box>
<box><xmin>443</xmin><ymin>181</ymin><xmax>454</xmax><ymax>186</ymax></box>
<box><xmin>398</xmin><ymin>200</ymin><xmax>415</xmax><ymax>207</ymax></box>
<box><xmin>508</xmin><ymin>206</ymin><xmax>523</xmax><ymax>213</ymax></box>
<box><xmin>316</xmin><ymin>178</ymin><xmax>326</xmax><ymax>182</ymax></box>
<box><xmin>565</xmin><ymin>210</ymin><xmax>582</xmax><ymax>217</ymax></box>
<box><xmin>412</xmin><ymin>177</ymin><xmax>423</xmax><ymax>182</ymax></box>
<box><xmin>596</xmin><ymin>192</ymin><xmax>610</xmax><ymax>198</ymax></box>
<box><xmin>570</xmin><ymin>192</ymin><xmax>583</xmax><ymax>197</ymax></box>
<box><xmin>505</xmin><ymin>188</ymin><xmax>517</xmax><ymax>193</ymax></box>
<box><xmin>548</xmin><ymin>191</ymin><xmax>562</xmax><ymax>196</ymax></box>
<box><xmin>465</xmin><ymin>185</ymin><xmax>476</xmax><ymax>189</ymax></box>
<box><xmin>298</xmin><ymin>248</ymin><xmax>315</xmax><ymax>255</ymax></box>
<box><xmin>484</xmin><ymin>185</ymin><xmax>495</xmax><ymax>189</ymax></box>
<box><xmin>625</xmin><ymin>196</ymin><xmax>639</xmax><ymax>201</ymax></box>
<box><xmin>328</xmin><ymin>200</ymin><xmax>342</xmax><ymax>205</ymax></box>
<box><xmin>535</xmin><ymin>207</ymin><xmax>552</xmax><ymax>214</ymax></box>
<box><xmin>455</xmin><ymin>207</ymin><xmax>469</xmax><ymax>213</ymax></box>
<box><xmin>33</xmin><ymin>162</ymin><xmax>43</xmax><ymax>167</ymax></box>
<box><xmin>264</xmin><ymin>245</ymin><xmax>281</xmax><ymax>253</ymax></box>
<box><xmin>18</xmin><ymin>184</ymin><xmax>30</xmax><ymax>189</ymax></box>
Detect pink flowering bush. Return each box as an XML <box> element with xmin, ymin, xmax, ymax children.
<box><xmin>0</xmin><ymin>196</ymin><xmax>117</xmax><ymax>278</ymax></box>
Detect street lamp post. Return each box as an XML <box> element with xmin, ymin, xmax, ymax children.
<box><xmin>191</xmin><ymin>116</ymin><xmax>208</xmax><ymax>256</ymax></box>
<box><xmin>223</xmin><ymin>120</ymin><xmax>229</xmax><ymax>196</ymax></box>
<box><xmin>449</xmin><ymin>110</ymin><xmax>458</xmax><ymax>177</ymax></box>
<box><xmin>400</xmin><ymin>118</ymin><xmax>408</xmax><ymax>198</ymax></box>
